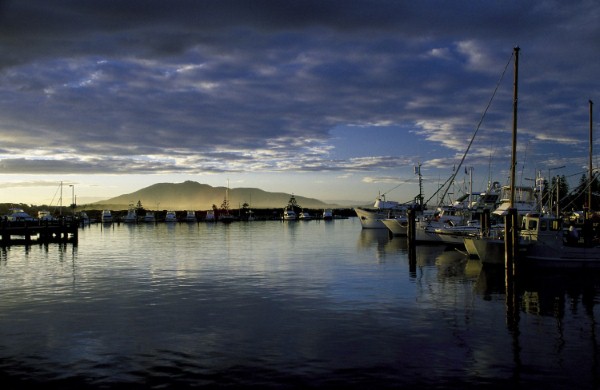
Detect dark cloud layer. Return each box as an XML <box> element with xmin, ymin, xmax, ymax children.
<box><xmin>0</xmin><ymin>0</ymin><xmax>597</xmax><ymax>178</ymax></box>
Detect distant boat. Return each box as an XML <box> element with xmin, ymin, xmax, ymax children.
<box><xmin>205</xmin><ymin>210</ymin><xmax>216</xmax><ymax>222</ymax></box>
<box><xmin>79</xmin><ymin>211</ymin><xmax>91</xmax><ymax>224</ymax></box>
<box><xmin>322</xmin><ymin>209</ymin><xmax>333</xmax><ymax>221</ymax></box>
<box><xmin>122</xmin><ymin>205</ymin><xmax>137</xmax><ymax>223</ymax></box>
<box><xmin>299</xmin><ymin>210</ymin><xmax>312</xmax><ymax>220</ymax></box>
<box><xmin>185</xmin><ymin>210</ymin><xmax>197</xmax><ymax>223</ymax></box>
<box><xmin>164</xmin><ymin>211</ymin><xmax>177</xmax><ymax>223</ymax></box>
<box><xmin>283</xmin><ymin>208</ymin><xmax>297</xmax><ymax>221</ymax></box>
<box><xmin>219</xmin><ymin>180</ymin><xmax>235</xmax><ymax>223</ymax></box>
<box><xmin>219</xmin><ymin>213</ymin><xmax>235</xmax><ymax>223</ymax></box>
<box><xmin>143</xmin><ymin>212</ymin><xmax>156</xmax><ymax>223</ymax></box>
<box><xmin>101</xmin><ymin>210</ymin><xmax>113</xmax><ymax>223</ymax></box>
<box><xmin>37</xmin><ymin>210</ymin><xmax>56</xmax><ymax>221</ymax></box>
<box><xmin>6</xmin><ymin>208</ymin><xmax>35</xmax><ymax>222</ymax></box>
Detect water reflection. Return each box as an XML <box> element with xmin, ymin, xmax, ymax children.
<box><xmin>0</xmin><ymin>221</ymin><xmax>598</xmax><ymax>388</ymax></box>
<box><xmin>355</xmin><ymin>229</ymin><xmax>407</xmax><ymax>262</ymax></box>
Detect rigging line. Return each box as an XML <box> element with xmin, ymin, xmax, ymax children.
<box><xmin>518</xmin><ymin>139</ymin><xmax>530</xmax><ymax>188</ymax></box>
<box><xmin>425</xmin><ymin>50</ymin><xmax>515</xmax><ymax>206</ymax></box>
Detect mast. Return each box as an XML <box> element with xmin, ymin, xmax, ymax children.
<box><xmin>509</xmin><ymin>47</ymin><xmax>519</xmax><ymax>208</ymax></box>
<box><xmin>589</xmin><ymin>100</ymin><xmax>594</xmax><ymax>211</ymax></box>
<box><xmin>505</xmin><ymin>46</ymin><xmax>520</xmax><ymax>272</ymax></box>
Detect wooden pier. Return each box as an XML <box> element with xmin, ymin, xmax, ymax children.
<box><xmin>0</xmin><ymin>219</ymin><xmax>79</xmax><ymax>246</ymax></box>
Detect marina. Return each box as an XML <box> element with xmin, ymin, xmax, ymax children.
<box><xmin>0</xmin><ymin>218</ymin><xmax>599</xmax><ymax>389</ymax></box>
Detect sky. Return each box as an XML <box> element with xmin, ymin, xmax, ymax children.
<box><xmin>0</xmin><ymin>0</ymin><xmax>598</xmax><ymax>207</ymax></box>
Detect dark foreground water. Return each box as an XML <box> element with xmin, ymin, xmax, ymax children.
<box><xmin>0</xmin><ymin>218</ymin><xmax>598</xmax><ymax>389</ymax></box>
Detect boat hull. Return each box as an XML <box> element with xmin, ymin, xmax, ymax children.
<box><xmin>381</xmin><ymin>218</ymin><xmax>408</xmax><ymax>236</ymax></box>
<box><xmin>524</xmin><ymin>243</ymin><xmax>600</xmax><ymax>268</ymax></box>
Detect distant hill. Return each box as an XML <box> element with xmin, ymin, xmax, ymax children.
<box><xmin>89</xmin><ymin>181</ymin><xmax>338</xmax><ymax>210</ymax></box>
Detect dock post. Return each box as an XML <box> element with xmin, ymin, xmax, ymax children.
<box><xmin>504</xmin><ymin>208</ymin><xmax>518</xmax><ymax>276</ymax></box>
<box><xmin>407</xmin><ymin>209</ymin><xmax>416</xmax><ymax>268</ymax></box>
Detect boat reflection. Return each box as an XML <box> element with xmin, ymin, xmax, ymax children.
<box><xmin>356</xmin><ymin>229</ymin><xmax>407</xmax><ymax>263</ymax></box>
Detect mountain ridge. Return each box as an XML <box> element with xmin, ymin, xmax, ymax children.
<box><xmin>90</xmin><ymin>181</ymin><xmax>344</xmax><ymax>210</ymax></box>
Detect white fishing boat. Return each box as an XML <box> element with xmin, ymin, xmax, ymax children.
<box><xmin>282</xmin><ymin>208</ymin><xmax>297</xmax><ymax>221</ymax></box>
<box><xmin>299</xmin><ymin>210</ymin><xmax>312</xmax><ymax>220</ymax></box>
<box><xmin>6</xmin><ymin>208</ymin><xmax>35</xmax><ymax>222</ymax></box>
<box><xmin>143</xmin><ymin>212</ymin><xmax>156</xmax><ymax>223</ymax></box>
<box><xmin>101</xmin><ymin>209</ymin><xmax>113</xmax><ymax>223</ymax></box>
<box><xmin>185</xmin><ymin>210</ymin><xmax>197</xmax><ymax>222</ymax></box>
<box><xmin>79</xmin><ymin>211</ymin><xmax>91</xmax><ymax>224</ymax></box>
<box><xmin>164</xmin><ymin>211</ymin><xmax>177</xmax><ymax>223</ymax></box>
<box><xmin>122</xmin><ymin>206</ymin><xmax>137</xmax><ymax>223</ymax></box>
<box><xmin>354</xmin><ymin>195</ymin><xmax>407</xmax><ymax>229</ymax></box>
<box><xmin>37</xmin><ymin>210</ymin><xmax>56</xmax><ymax>221</ymax></box>
<box><xmin>380</xmin><ymin>216</ymin><xmax>410</xmax><ymax>236</ymax></box>
<box><xmin>322</xmin><ymin>209</ymin><xmax>333</xmax><ymax>220</ymax></box>
<box><xmin>205</xmin><ymin>210</ymin><xmax>216</xmax><ymax>222</ymax></box>
<box><xmin>519</xmin><ymin>212</ymin><xmax>600</xmax><ymax>268</ymax></box>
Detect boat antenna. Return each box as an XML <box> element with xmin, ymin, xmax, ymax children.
<box><xmin>425</xmin><ymin>49</ymin><xmax>515</xmax><ymax>206</ymax></box>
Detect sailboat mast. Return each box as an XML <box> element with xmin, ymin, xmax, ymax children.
<box><xmin>509</xmin><ymin>47</ymin><xmax>519</xmax><ymax>208</ymax></box>
<box><xmin>589</xmin><ymin>100</ymin><xmax>594</xmax><ymax>211</ymax></box>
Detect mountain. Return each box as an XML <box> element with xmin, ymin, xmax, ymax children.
<box><xmin>90</xmin><ymin>181</ymin><xmax>337</xmax><ymax>210</ymax></box>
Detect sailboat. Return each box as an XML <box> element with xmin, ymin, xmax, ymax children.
<box><xmin>462</xmin><ymin>46</ymin><xmax>524</xmax><ymax>265</ymax></box>
<box><xmin>219</xmin><ymin>180</ymin><xmax>235</xmax><ymax>223</ymax></box>
<box><xmin>518</xmin><ymin>100</ymin><xmax>600</xmax><ymax>267</ymax></box>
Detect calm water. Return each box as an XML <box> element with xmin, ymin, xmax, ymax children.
<box><xmin>0</xmin><ymin>218</ymin><xmax>598</xmax><ymax>389</ymax></box>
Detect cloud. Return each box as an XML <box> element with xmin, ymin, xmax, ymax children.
<box><xmin>0</xmin><ymin>0</ymin><xmax>596</xmax><ymax>184</ymax></box>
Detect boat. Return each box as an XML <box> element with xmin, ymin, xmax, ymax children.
<box><xmin>414</xmin><ymin>184</ymin><xmax>503</xmax><ymax>246</ymax></box>
<box><xmin>282</xmin><ymin>208</ymin><xmax>297</xmax><ymax>221</ymax></box>
<box><xmin>185</xmin><ymin>210</ymin><xmax>197</xmax><ymax>223</ymax></box>
<box><xmin>519</xmin><ymin>212</ymin><xmax>600</xmax><ymax>268</ymax></box>
<box><xmin>37</xmin><ymin>210</ymin><xmax>56</xmax><ymax>221</ymax></box>
<box><xmin>101</xmin><ymin>210</ymin><xmax>113</xmax><ymax>223</ymax></box>
<box><xmin>122</xmin><ymin>205</ymin><xmax>137</xmax><ymax>223</ymax></box>
<box><xmin>322</xmin><ymin>209</ymin><xmax>333</xmax><ymax>221</ymax></box>
<box><xmin>205</xmin><ymin>210</ymin><xmax>216</xmax><ymax>222</ymax></box>
<box><xmin>492</xmin><ymin>184</ymin><xmax>539</xmax><ymax>217</ymax></box>
<box><xmin>518</xmin><ymin>98</ymin><xmax>600</xmax><ymax>267</ymax></box>
<box><xmin>299</xmin><ymin>210</ymin><xmax>312</xmax><ymax>220</ymax></box>
<box><xmin>164</xmin><ymin>211</ymin><xmax>177</xmax><ymax>223</ymax></box>
<box><xmin>6</xmin><ymin>208</ymin><xmax>35</xmax><ymax>222</ymax></box>
<box><xmin>219</xmin><ymin>181</ymin><xmax>235</xmax><ymax>223</ymax></box>
<box><xmin>354</xmin><ymin>195</ymin><xmax>407</xmax><ymax>228</ymax></box>
<box><xmin>79</xmin><ymin>211</ymin><xmax>91</xmax><ymax>224</ymax></box>
<box><xmin>381</xmin><ymin>217</ymin><xmax>409</xmax><ymax>236</ymax></box>
<box><xmin>143</xmin><ymin>212</ymin><xmax>156</xmax><ymax>223</ymax></box>
<box><xmin>460</xmin><ymin>47</ymin><xmax>525</xmax><ymax>264</ymax></box>
<box><xmin>219</xmin><ymin>212</ymin><xmax>235</xmax><ymax>223</ymax></box>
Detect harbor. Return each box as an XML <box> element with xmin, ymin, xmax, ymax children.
<box><xmin>0</xmin><ymin>218</ymin><xmax>598</xmax><ymax>389</ymax></box>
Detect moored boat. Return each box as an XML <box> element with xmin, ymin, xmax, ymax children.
<box><xmin>122</xmin><ymin>206</ymin><xmax>137</xmax><ymax>223</ymax></box>
<box><xmin>381</xmin><ymin>217</ymin><xmax>409</xmax><ymax>236</ymax></box>
<box><xmin>519</xmin><ymin>212</ymin><xmax>600</xmax><ymax>268</ymax></box>
<box><xmin>282</xmin><ymin>208</ymin><xmax>297</xmax><ymax>221</ymax></box>
<box><xmin>143</xmin><ymin>212</ymin><xmax>156</xmax><ymax>223</ymax></box>
<box><xmin>299</xmin><ymin>210</ymin><xmax>312</xmax><ymax>220</ymax></box>
<box><xmin>185</xmin><ymin>210</ymin><xmax>197</xmax><ymax>222</ymax></box>
<box><xmin>164</xmin><ymin>211</ymin><xmax>177</xmax><ymax>223</ymax></box>
<box><xmin>6</xmin><ymin>208</ymin><xmax>35</xmax><ymax>222</ymax></box>
<box><xmin>205</xmin><ymin>210</ymin><xmax>216</xmax><ymax>222</ymax></box>
<box><xmin>101</xmin><ymin>210</ymin><xmax>113</xmax><ymax>223</ymax></box>
<box><xmin>354</xmin><ymin>195</ymin><xmax>407</xmax><ymax>229</ymax></box>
